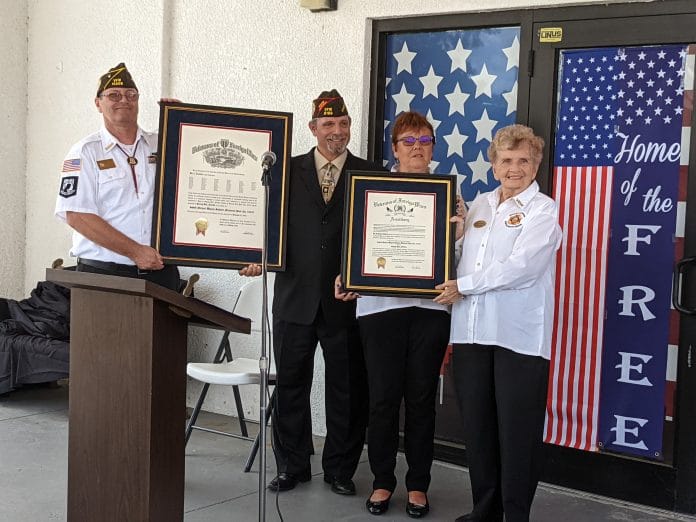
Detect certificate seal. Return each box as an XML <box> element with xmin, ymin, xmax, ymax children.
<box><xmin>194</xmin><ymin>218</ymin><xmax>209</xmax><ymax>236</ymax></box>
<box><xmin>377</xmin><ymin>257</ymin><xmax>387</xmax><ymax>269</ymax></box>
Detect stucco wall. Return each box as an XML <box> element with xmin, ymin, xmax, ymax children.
<box><xmin>17</xmin><ymin>0</ymin><xmax>651</xmax><ymax>435</ymax></box>
<box><xmin>1</xmin><ymin>1</ymin><xmax>28</xmax><ymax>300</ymax></box>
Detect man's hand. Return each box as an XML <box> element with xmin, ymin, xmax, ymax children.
<box><xmin>132</xmin><ymin>245</ymin><xmax>165</xmax><ymax>270</ymax></box>
<box><xmin>434</xmin><ymin>279</ymin><xmax>462</xmax><ymax>305</ymax></box>
<box><xmin>65</xmin><ymin>211</ymin><xmax>166</xmax><ymax>270</ymax></box>
<box><xmin>334</xmin><ymin>274</ymin><xmax>359</xmax><ymax>301</ymax></box>
<box><xmin>239</xmin><ymin>264</ymin><xmax>262</xmax><ymax>277</ymax></box>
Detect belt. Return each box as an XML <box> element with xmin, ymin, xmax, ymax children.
<box><xmin>77</xmin><ymin>258</ymin><xmax>149</xmax><ymax>275</ymax></box>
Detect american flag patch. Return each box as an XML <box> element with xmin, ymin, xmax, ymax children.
<box><xmin>62</xmin><ymin>158</ymin><xmax>81</xmax><ymax>172</ymax></box>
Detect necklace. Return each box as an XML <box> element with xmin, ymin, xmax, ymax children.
<box><xmin>114</xmin><ymin>139</ymin><xmax>141</xmax><ymax>193</ymax></box>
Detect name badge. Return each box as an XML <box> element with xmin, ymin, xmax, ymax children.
<box><xmin>97</xmin><ymin>159</ymin><xmax>116</xmax><ymax>170</ymax></box>
<box><xmin>473</xmin><ymin>220</ymin><xmax>487</xmax><ymax>228</ymax></box>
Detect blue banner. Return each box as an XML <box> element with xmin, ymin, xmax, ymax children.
<box><xmin>555</xmin><ymin>44</ymin><xmax>687</xmax><ymax>459</ymax></box>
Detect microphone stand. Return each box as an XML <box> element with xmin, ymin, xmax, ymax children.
<box><xmin>258</xmin><ymin>160</ymin><xmax>273</xmax><ymax>522</ymax></box>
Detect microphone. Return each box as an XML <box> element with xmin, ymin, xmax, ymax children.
<box><xmin>260</xmin><ymin>150</ymin><xmax>276</xmax><ymax>185</ymax></box>
<box><xmin>261</xmin><ymin>151</ymin><xmax>276</xmax><ymax>171</ymax></box>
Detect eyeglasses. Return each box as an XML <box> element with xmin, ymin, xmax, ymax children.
<box><xmin>396</xmin><ymin>135</ymin><xmax>435</xmax><ymax>146</ymax></box>
<box><xmin>99</xmin><ymin>90</ymin><xmax>139</xmax><ymax>102</ymax></box>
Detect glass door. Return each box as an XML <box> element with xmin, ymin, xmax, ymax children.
<box><xmin>528</xmin><ymin>10</ymin><xmax>696</xmax><ymax>511</ymax></box>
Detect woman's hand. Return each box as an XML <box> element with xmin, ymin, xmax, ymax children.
<box><xmin>452</xmin><ymin>195</ymin><xmax>467</xmax><ymax>240</ymax></box>
<box><xmin>334</xmin><ymin>274</ymin><xmax>360</xmax><ymax>301</ymax></box>
<box><xmin>434</xmin><ymin>279</ymin><xmax>462</xmax><ymax>305</ymax></box>
<box><xmin>451</xmin><ymin>215</ymin><xmax>465</xmax><ymax>240</ymax></box>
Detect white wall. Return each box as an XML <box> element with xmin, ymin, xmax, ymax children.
<box><xmin>24</xmin><ymin>0</ymin><xmax>166</xmax><ymax>290</ymax></box>
<box><xmin>11</xmin><ymin>0</ymin><xmax>652</xmax><ymax>434</ymax></box>
<box><xmin>1</xmin><ymin>1</ymin><xmax>28</xmax><ymax>300</ymax></box>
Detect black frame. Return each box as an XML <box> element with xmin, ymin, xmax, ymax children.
<box><xmin>153</xmin><ymin>102</ymin><xmax>292</xmax><ymax>270</ymax></box>
<box><xmin>370</xmin><ymin>0</ymin><xmax>696</xmax><ymax>513</ymax></box>
<box><xmin>341</xmin><ymin>170</ymin><xmax>456</xmax><ymax>298</ymax></box>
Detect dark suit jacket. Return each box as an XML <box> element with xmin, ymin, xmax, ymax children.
<box><xmin>273</xmin><ymin>148</ymin><xmax>383</xmax><ymax>328</ymax></box>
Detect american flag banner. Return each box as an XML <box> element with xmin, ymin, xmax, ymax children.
<box><xmin>545</xmin><ymin>44</ymin><xmax>692</xmax><ymax>459</ymax></box>
<box><xmin>62</xmin><ymin>158</ymin><xmax>81</xmax><ymax>172</ymax></box>
<box><xmin>382</xmin><ymin>27</ymin><xmax>520</xmax><ymax>203</ymax></box>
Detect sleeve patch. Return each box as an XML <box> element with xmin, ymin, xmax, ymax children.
<box><xmin>62</xmin><ymin>158</ymin><xmax>81</xmax><ymax>172</ymax></box>
<box><xmin>59</xmin><ymin>176</ymin><xmax>79</xmax><ymax>198</ymax></box>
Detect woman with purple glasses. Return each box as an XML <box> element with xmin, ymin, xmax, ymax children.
<box><xmin>336</xmin><ymin>111</ymin><xmax>464</xmax><ymax>518</ymax></box>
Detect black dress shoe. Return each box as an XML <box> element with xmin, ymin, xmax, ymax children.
<box><xmin>406</xmin><ymin>495</ymin><xmax>430</xmax><ymax>518</ymax></box>
<box><xmin>366</xmin><ymin>491</ymin><xmax>392</xmax><ymax>516</ymax></box>
<box><xmin>454</xmin><ymin>514</ymin><xmax>476</xmax><ymax>522</ymax></box>
<box><xmin>323</xmin><ymin>475</ymin><xmax>356</xmax><ymax>495</ymax></box>
<box><xmin>267</xmin><ymin>471</ymin><xmax>311</xmax><ymax>492</ymax></box>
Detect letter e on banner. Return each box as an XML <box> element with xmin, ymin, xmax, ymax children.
<box><xmin>611</xmin><ymin>415</ymin><xmax>649</xmax><ymax>450</ymax></box>
<box><xmin>615</xmin><ymin>352</ymin><xmax>653</xmax><ymax>386</ymax></box>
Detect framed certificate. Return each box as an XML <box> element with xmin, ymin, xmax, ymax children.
<box><xmin>341</xmin><ymin>170</ymin><xmax>456</xmax><ymax>297</ymax></box>
<box><xmin>152</xmin><ymin>102</ymin><xmax>292</xmax><ymax>270</ymax></box>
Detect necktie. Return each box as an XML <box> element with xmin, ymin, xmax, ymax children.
<box><xmin>321</xmin><ymin>163</ymin><xmax>336</xmax><ymax>203</ymax></box>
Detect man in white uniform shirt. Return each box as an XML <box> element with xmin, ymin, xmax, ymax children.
<box><xmin>55</xmin><ymin>63</ymin><xmax>179</xmax><ymax>290</ymax></box>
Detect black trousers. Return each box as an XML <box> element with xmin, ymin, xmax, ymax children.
<box><xmin>76</xmin><ymin>261</ymin><xmax>181</xmax><ymax>292</ymax></box>
<box><xmin>452</xmin><ymin>344</ymin><xmax>549</xmax><ymax>522</ymax></box>
<box><xmin>271</xmin><ymin>308</ymin><xmax>367</xmax><ymax>480</ymax></box>
<box><xmin>360</xmin><ymin>307</ymin><xmax>450</xmax><ymax>492</ymax></box>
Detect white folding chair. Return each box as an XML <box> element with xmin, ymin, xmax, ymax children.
<box><xmin>185</xmin><ymin>274</ymin><xmax>276</xmax><ymax>472</ymax></box>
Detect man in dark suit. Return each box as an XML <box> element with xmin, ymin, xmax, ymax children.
<box><xmin>241</xmin><ymin>90</ymin><xmax>382</xmax><ymax>495</ymax></box>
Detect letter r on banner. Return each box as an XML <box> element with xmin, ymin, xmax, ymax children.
<box><xmin>618</xmin><ymin>285</ymin><xmax>656</xmax><ymax>320</ymax></box>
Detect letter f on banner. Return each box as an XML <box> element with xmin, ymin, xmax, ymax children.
<box><xmin>622</xmin><ymin>224</ymin><xmax>661</xmax><ymax>255</ymax></box>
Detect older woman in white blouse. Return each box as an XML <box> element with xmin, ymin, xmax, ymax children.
<box><xmin>435</xmin><ymin>124</ymin><xmax>562</xmax><ymax>522</ymax></box>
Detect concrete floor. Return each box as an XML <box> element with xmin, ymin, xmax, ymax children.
<box><xmin>2</xmin><ymin>382</ymin><xmax>696</xmax><ymax>522</ymax></box>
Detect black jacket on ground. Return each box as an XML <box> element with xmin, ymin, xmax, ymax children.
<box><xmin>0</xmin><ymin>281</ymin><xmax>70</xmax><ymax>394</ymax></box>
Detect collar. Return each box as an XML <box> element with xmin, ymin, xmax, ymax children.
<box><xmin>313</xmin><ymin>147</ymin><xmax>348</xmax><ymax>174</ymax></box>
<box><xmin>100</xmin><ymin>125</ymin><xmax>154</xmax><ymax>152</ymax></box>
<box><xmin>391</xmin><ymin>163</ymin><xmax>430</xmax><ymax>174</ymax></box>
<box><xmin>489</xmin><ymin>180</ymin><xmax>540</xmax><ymax>208</ymax></box>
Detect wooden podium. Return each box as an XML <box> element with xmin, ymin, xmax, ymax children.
<box><xmin>46</xmin><ymin>269</ymin><xmax>250</xmax><ymax>522</ymax></box>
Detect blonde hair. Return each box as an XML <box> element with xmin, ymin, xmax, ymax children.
<box><xmin>488</xmin><ymin>124</ymin><xmax>544</xmax><ymax>164</ymax></box>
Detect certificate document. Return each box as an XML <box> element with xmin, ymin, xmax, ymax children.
<box><xmin>173</xmin><ymin>123</ymin><xmax>270</xmax><ymax>251</ymax></box>
<box><xmin>153</xmin><ymin>102</ymin><xmax>292</xmax><ymax>270</ymax></box>
<box><xmin>341</xmin><ymin>170</ymin><xmax>455</xmax><ymax>298</ymax></box>
<box><xmin>362</xmin><ymin>191</ymin><xmax>436</xmax><ymax>278</ymax></box>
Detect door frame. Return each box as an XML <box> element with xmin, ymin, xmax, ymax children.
<box><xmin>368</xmin><ymin>0</ymin><xmax>696</xmax><ymax>512</ymax></box>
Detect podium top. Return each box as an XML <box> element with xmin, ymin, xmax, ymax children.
<box><xmin>46</xmin><ymin>268</ymin><xmax>250</xmax><ymax>334</ymax></box>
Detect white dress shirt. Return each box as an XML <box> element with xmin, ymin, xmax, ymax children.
<box><xmin>55</xmin><ymin>126</ymin><xmax>158</xmax><ymax>265</ymax></box>
<box><xmin>357</xmin><ymin>295</ymin><xmax>448</xmax><ymax>318</ymax></box>
<box><xmin>450</xmin><ymin>181</ymin><xmax>562</xmax><ymax>359</ymax></box>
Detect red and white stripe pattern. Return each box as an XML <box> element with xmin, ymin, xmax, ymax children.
<box><xmin>545</xmin><ymin>166</ymin><xmax>613</xmax><ymax>451</ymax></box>
<box><xmin>61</xmin><ymin>158</ymin><xmax>81</xmax><ymax>172</ymax></box>
<box><xmin>666</xmin><ymin>44</ymin><xmax>694</xmax><ymax>421</ymax></box>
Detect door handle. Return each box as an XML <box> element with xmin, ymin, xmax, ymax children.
<box><xmin>673</xmin><ymin>256</ymin><xmax>696</xmax><ymax>315</ymax></box>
